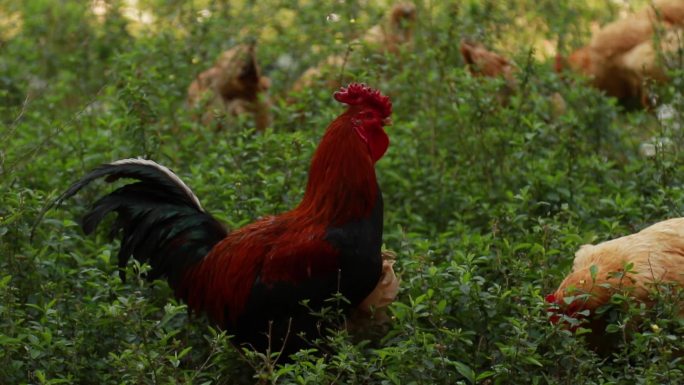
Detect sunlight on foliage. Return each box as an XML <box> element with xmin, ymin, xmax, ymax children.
<box><xmin>1</xmin><ymin>0</ymin><xmax>684</xmax><ymax>384</ymax></box>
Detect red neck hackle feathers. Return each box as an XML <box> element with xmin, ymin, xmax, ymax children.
<box><xmin>296</xmin><ymin>83</ymin><xmax>392</xmax><ymax>225</ymax></box>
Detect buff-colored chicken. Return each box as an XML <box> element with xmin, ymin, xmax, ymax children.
<box><xmin>187</xmin><ymin>44</ymin><xmax>272</xmax><ymax>130</ymax></box>
<box><xmin>547</xmin><ymin>218</ymin><xmax>684</xmax><ymax>349</ymax></box>
<box><xmin>561</xmin><ymin>0</ymin><xmax>684</xmax><ymax>107</ymax></box>
<box><xmin>617</xmin><ymin>28</ymin><xmax>684</xmax><ymax>99</ymax></box>
<box><xmin>289</xmin><ymin>2</ymin><xmax>417</xmax><ymax>95</ymax></box>
<box><xmin>459</xmin><ymin>40</ymin><xmax>518</xmax><ymax>97</ymax></box>
<box><xmin>360</xmin><ymin>2</ymin><xmax>417</xmax><ymax>55</ymax></box>
<box><xmin>459</xmin><ymin>39</ymin><xmax>568</xmax><ymax>114</ymax></box>
<box><xmin>348</xmin><ymin>251</ymin><xmax>400</xmax><ymax>338</ymax></box>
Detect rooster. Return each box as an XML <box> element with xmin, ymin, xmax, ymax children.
<box><xmin>289</xmin><ymin>2</ymin><xmax>416</xmax><ymax>96</ymax></box>
<box><xmin>558</xmin><ymin>0</ymin><xmax>684</xmax><ymax>108</ymax></box>
<box><xmin>55</xmin><ymin>83</ymin><xmax>392</xmax><ymax>356</ymax></box>
<box><xmin>546</xmin><ymin>218</ymin><xmax>684</xmax><ymax>350</ymax></box>
<box><xmin>187</xmin><ymin>43</ymin><xmax>272</xmax><ymax>130</ymax></box>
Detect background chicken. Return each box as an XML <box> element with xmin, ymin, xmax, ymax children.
<box><xmin>459</xmin><ymin>39</ymin><xmax>518</xmax><ymax>100</ymax></box>
<box><xmin>560</xmin><ymin>0</ymin><xmax>684</xmax><ymax>108</ymax></box>
<box><xmin>459</xmin><ymin>39</ymin><xmax>568</xmax><ymax>115</ymax></box>
<box><xmin>346</xmin><ymin>251</ymin><xmax>399</xmax><ymax>339</ymax></box>
<box><xmin>289</xmin><ymin>2</ymin><xmax>416</xmax><ymax>96</ymax></box>
<box><xmin>547</xmin><ymin>218</ymin><xmax>684</xmax><ymax>350</ymax></box>
<box><xmin>187</xmin><ymin>43</ymin><xmax>272</xmax><ymax>130</ymax></box>
<box><xmin>55</xmin><ymin>83</ymin><xmax>393</xmax><ymax>356</ymax></box>
<box><xmin>360</xmin><ymin>2</ymin><xmax>417</xmax><ymax>55</ymax></box>
<box><xmin>460</xmin><ymin>40</ymin><xmax>516</xmax><ymax>84</ymax></box>
<box><xmin>617</xmin><ymin>28</ymin><xmax>684</xmax><ymax>101</ymax></box>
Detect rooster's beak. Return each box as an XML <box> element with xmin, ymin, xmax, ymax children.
<box><xmin>382</xmin><ymin>117</ymin><xmax>393</xmax><ymax>126</ymax></box>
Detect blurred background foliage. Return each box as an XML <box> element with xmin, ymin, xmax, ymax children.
<box><xmin>1</xmin><ymin>0</ymin><xmax>683</xmax><ymax>384</ymax></box>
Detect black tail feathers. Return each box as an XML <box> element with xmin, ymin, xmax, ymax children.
<box><xmin>51</xmin><ymin>159</ymin><xmax>227</xmax><ymax>285</ymax></box>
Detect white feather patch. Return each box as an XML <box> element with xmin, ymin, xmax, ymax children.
<box><xmin>110</xmin><ymin>158</ymin><xmax>204</xmax><ymax>211</ymax></box>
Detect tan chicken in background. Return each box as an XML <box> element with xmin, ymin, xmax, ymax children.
<box><xmin>348</xmin><ymin>250</ymin><xmax>400</xmax><ymax>338</ymax></box>
<box><xmin>459</xmin><ymin>40</ymin><xmax>567</xmax><ymax>114</ymax></box>
<box><xmin>547</xmin><ymin>218</ymin><xmax>684</xmax><ymax>350</ymax></box>
<box><xmin>187</xmin><ymin>43</ymin><xmax>272</xmax><ymax>130</ymax></box>
<box><xmin>289</xmin><ymin>2</ymin><xmax>417</xmax><ymax>96</ymax></box>
<box><xmin>459</xmin><ymin>39</ymin><xmax>518</xmax><ymax>98</ymax></box>
<box><xmin>560</xmin><ymin>0</ymin><xmax>684</xmax><ymax>107</ymax></box>
<box><xmin>360</xmin><ymin>2</ymin><xmax>417</xmax><ymax>55</ymax></box>
<box><xmin>460</xmin><ymin>40</ymin><xmax>517</xmax><ymax>84</ymax></box>
<box><xmin>618</xmin><ymin>28</ymin><xmax>684</xmax><ymax>96</ymax></box>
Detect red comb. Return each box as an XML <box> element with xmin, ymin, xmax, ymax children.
<box><xmin>545</xmin><ymin>293</ymin><xmax>587</xmax><ymax>329</ymax></box>
<box><xmin>333</xmin><ymin>83</ymin><xmax>392</xmax><ymax>119</ymax></box>
<box><xmin>545</xmin><ymin>294</ymin><xmax>561</xmax><ymax>324</ymax></box>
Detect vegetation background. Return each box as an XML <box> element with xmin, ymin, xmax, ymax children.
<box><xmin>1</xmin><ymin>0</ymin><xmax>683</xmax><ymax>383</ymax></box>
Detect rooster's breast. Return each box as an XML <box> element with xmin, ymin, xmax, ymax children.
<box><xmin>324</xmin><ymin>190</ymin><xmax>384</xmax><ymax>306</ymax></box>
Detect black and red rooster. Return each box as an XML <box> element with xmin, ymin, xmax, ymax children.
<box><xmin>54</xmin><ymin>83</ymin><xmax>392</xmax><ymax>356</ymax></box>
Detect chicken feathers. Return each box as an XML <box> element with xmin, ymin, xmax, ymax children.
<box><xmin>57</xmin><ymin>83</ymin><xmax>393</xmax><ymax>357</ymax></box>
<box><xmin>547</xmin><ymin>218</ymin><xmax>684</xmax><ymax>350</ymax></box>
<box><xmin>187</xmin><ymin>43</ymin><xmax>272</xmax><ymax>130</ymax></box>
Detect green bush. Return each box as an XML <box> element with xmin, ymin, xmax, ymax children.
<box><xmin>1</xmin><ymin>0</ymin><xmax>683</xmax><ymax>384</ymax></box>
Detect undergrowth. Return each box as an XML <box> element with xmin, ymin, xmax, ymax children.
<box><xmin>1</xmin><ymin>0</ymin><xmax>683</xmax><ymax>384</ymax></box>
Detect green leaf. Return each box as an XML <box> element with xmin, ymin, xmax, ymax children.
<box><xmin>523</xmin><ymin>356</ymin><xmax>543</xmax><ymax>367</ymax></box>
<box><xmin>476</xmin><ymin>371</ymin><xmax>496</xmax><ymax>381</ymax></box>
<box><xmin>453</xmin><ymin>361</ymin><xmax>475</xmax><ymax>384</ymax></box>
<box><xmin>589</xmin><ymin>264</ymin><xmax>598</xmax><ymax>280</ymax></box>
<box><xmin>606</xmin><ymin>324</ymin><xmax>621</xmax><ymax>333</ymax></box>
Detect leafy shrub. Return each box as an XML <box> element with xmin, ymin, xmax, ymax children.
<box><xmin>1</xmin><ymin>0</ymin><xmax>683</xmax><ymax>384</ymax></box>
